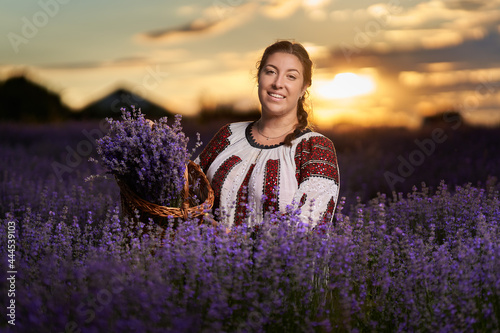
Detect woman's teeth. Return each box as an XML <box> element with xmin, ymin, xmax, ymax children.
<box><xmin>269</xmin><ymin>93</ymin><xmax>285</xmax><ymax>99</ymax></box>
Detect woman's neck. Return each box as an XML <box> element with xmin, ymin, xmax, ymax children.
<box><xmin>258</xmin><ymin>113</ymin><xmax>298</xmax><ymax>130</ymax></box>
<box><xmin>252</xmin><ymin>118</ymin><xmax>297</xmax><ymax>145</ymax></box>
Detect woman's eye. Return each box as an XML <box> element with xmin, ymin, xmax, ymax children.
<box><xmin>288</xmin><ymin>75</ymin><xmax>296</xmax><ymax>80</ymax></box>
<box><xmin>266</xmin><ymin>70</ymin><xmax>275</xmax><ymax>74</ymax></box>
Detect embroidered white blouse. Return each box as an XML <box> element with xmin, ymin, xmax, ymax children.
<box><xmin>194</xmin><ymin>121</ymin><xmax>340</xmax><ymax>228</ymax></box>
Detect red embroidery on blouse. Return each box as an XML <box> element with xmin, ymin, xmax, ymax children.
<box><xmin>263</xmin><ymin>159</ymin><xmax>280</xmax><ymax>213</ymax></box>
<box><xmin>320</xmin><ymin>197</ymin><xmax>336</xmax><ymax>224</ymax></box>
<box><xmin>299</xmin><ymin>193</ymin><xmax>307</xmax><ymax>208</ymax></box>
<box><xmin>234</xmin><ymin>164</ymin><xmax>256</xmax><ymax>225</ymax></box>
<box><xmin>295</xmin><ymin>136</ymin><xmax>339</xmax><ymax>185</ymax></box>
<box><xmin>199</xmin><ymin>124</ymin><xmax>232</xmax><ymax>173</ymax></box>
<box><xmin>212</xmin><ymin>155</ymin><xmax>241</xmax><ymax>208</ymax></box>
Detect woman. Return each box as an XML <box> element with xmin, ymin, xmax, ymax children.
<box><xmin>195</xmin><ymin>40</ymin><xmax>339</xmax><ymax>229</ymax></box>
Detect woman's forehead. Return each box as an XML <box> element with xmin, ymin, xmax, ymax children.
<box><xmin>263</xmin><ymin>52</ymin><xmax>303</xmax><ymax>72</ymax></box>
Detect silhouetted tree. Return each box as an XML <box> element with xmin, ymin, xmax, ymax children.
<box><xmin>0</xmin><ymin>75</ymin><xmax>71</xmax><ymax>122</ymax></box>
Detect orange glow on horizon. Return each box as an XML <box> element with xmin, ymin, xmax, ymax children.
<box><xmin>315</xmin><ymin>72</ymin><xmax>376</xmax><ymax>100</ymax></box>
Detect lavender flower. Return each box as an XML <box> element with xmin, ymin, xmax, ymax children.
<box><xmin>95</xmin><ymin>106</ymin><xmax>189</xmax><ymax>207</ymax></box>
<box><xmin>1</xmin><ymin>121</ymin><xmax>500</xmax><ymax>332</ymax></box>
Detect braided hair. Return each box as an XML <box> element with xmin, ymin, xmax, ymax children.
<box><xmin>256</xmin><ymin>40</ymin><xmax>313</xmax><ymax>146</ymax></box>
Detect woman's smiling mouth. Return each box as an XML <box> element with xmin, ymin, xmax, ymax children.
<box><xmin>268</xmin><ymin>92</ymin><xmax>285</xmax><ymax>100</ymax></box>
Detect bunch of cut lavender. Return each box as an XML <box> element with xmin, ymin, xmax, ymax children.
<box><xmin>96</xmin><ymin>106</ymin><xmax>189</xmax><ymax>207</ymax></box>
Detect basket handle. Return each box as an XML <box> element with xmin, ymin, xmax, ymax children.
<box><xmin>181</xmin><ymin>161</ymin><xmax>190</xmax><ymax>205</ymax></box>
<box><xmin>180</xmin><ymin>161</ymin><xmax>192</xmax><ymax>219</ymax></box>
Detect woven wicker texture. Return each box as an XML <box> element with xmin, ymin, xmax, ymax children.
<box><xmin>117</xmin><ymin>160</ymin><xmax>214</xmax><ymax>226</ymax></box>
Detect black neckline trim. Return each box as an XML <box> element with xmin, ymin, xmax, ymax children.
<box><xmin>245</xmin><ymin>121</ymin><xmax>312</xmax><ymax>149</ymax></box>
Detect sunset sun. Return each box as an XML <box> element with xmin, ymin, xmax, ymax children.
<box><xmin>315</xmin><ymin>72</ymin><xmax>376</xmax><ymax>99</ymax></box>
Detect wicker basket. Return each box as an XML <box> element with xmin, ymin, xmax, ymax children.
<box><xmin>116</xmin><ymin>160</ymin><xmax>214</xmax><ymax>228</ymax></box>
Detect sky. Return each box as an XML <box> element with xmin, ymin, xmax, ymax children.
<box><xmin>1</xmin><ymin>0</ymin><xmax>500</xmax><ymax>128</ymax></box>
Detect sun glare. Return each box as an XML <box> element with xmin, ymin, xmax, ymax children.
<box><xmin>316</xmin><ymin>72</ymin><xmax>376</xmax><ymax>99</ymax></box>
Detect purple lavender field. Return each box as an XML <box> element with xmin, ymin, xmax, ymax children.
<box><xmin>1</xmin><ymin>119</ymin><xmax>500</xmax><ymax>332</ymax></box>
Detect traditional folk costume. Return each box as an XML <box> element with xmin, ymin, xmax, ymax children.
<box><xmin>195</xmin><ymin>121</ymin><xmax>340</xmax><ymax>228</ymax></box>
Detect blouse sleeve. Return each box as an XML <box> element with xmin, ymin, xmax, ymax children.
<box><xmin>293</xmin><ymin>135</ymin><xmax>340</xmax><ymax>227</ymax></box>
<box><xmin>194</xmin><ymin>124</ymin><xmax>233</xmax><ymax>174</ymax></box>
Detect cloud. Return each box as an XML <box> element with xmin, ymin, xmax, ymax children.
<box><xmin>259</xmin><ymin>0</ymin><xmax>302</xmax><ymax>19</ymax></box>
<box><xmin>386</xmin><ymin>0</ymin><xmax>500</xmax><ymax>32</ymax></box>
<box><xmin>215</xmin><ymin>50</ymin><xmax>263</xmax><ymax>72</ymax></box>
<box><xmin>302</xmin><ymin>0</ymin><xmax>330</xmax><ymax>21</ymax></box>
<box><xmin>16</xmin><ymin>57</ymin><xmax>154</xmax><ymax>70</ymax></box>
<box><xmin>333</xmin><ymin>30</ymin><xmax>500</xmax><ymax>74</ymax></box>
<box><xmin>330</xmin><ymin>8</ymin><xmax>375</xmax><ymax>23</ymax></box>
<box><xmin>135</xmin><ymin>0</ymin><xmax>337</xmax><ymax>44</ymax></box>
<box><xmin>383</xmin><ymin>28</ymin><xmax>485</xmax><ymax>50</ymax></box>
<box><xmin>1</xmin><ymin>48</ymin><xmax>193</xmax><ymax>75</ymax></box>
<box><xmin>399</xmin><ymin>68</ymin><xmax>500</xmax><ymax>88</ymax></box>
<box><xmin>302</xmin><ymin>42</ymin><xmax>331</xmax><ymax>59</ymax></box>
<box><xmin>324</xmin><ymin>0</ymin><xmax>500</xmax><ymax>72</ymax></box>
<box><xmin>332</xmin><ymin>0</ymin><xmax>500</xmax><ymax>55</ymax></box>
<box><xmin>136</xmin><ymin>2</ymin><xmax>258</xmax><ymax>43</ymax></box>
<box><xmin>444</xmin><ymin>0</ymin><xmax>490</xmax><ymax>11</ymax></box>
<box><xmin>302</xmin><ymin>0</ymin><xmax>332</xmax><ymax>21</ymax></box>
<box><xmin>134</xmin><ymin>49</ymin><xmax>191</xmax><ymax>65</ymax></box>
<box><xmin>176</xmin><ymin>4</ymin><xmax>200</xmax><ymax>17</ymax></box>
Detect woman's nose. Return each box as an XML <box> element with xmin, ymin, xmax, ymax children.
<box><xmin>272</xmin><ymin>75</ymin><xmax>284</xmax><ymax>88</ymax></box>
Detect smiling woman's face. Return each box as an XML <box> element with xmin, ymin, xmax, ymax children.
<box><xmin>258</xmin><ymin>52</ymin><xmax>307</xmax><ymax>119</ymax></box>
